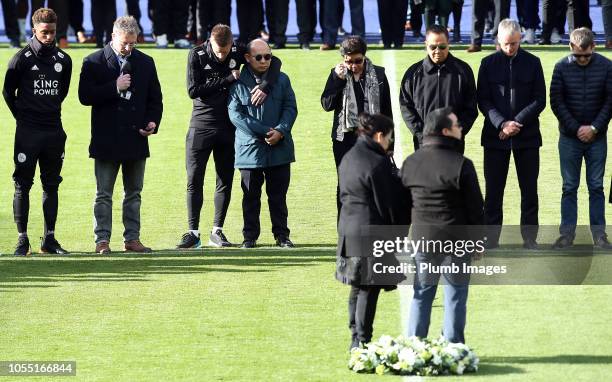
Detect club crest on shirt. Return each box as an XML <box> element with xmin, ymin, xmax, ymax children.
<box><xmin>54</xmin><ymin>63</ymin><xmax>62</xmax><ymax>72</ymax></box>
<box><xmin>17</xmin><ymin>153</ymin><xmax>26</xmax><ymax>163</ymax></box>
<box><xmin>229</xmin><ymin>59</ymin><xmax>237</xmax><ymax>69</ymax></box>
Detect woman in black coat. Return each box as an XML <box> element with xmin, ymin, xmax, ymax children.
<box><xmin>336</xmin><ymin>113</ymin><xmax>409</xmax><ymax>350</ymax></box>
<box><xmin>320</xmin><ymin>36</ymin><xmax>393</xmax><ymax>216</ymax></box>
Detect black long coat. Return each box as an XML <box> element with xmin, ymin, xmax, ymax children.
<box><xmin>78</xmin><ymin>44</ymin><xmax>163</xmax><ymax>161</ymax></box>
<box><xmin>336</xmin><ymin>135</ymin><xmax>409</xmax><ymax>286</ymax></box>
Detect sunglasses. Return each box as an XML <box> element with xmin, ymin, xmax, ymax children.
<box><xmin>428</xmin><ymin>44</ymin><xmax>448</xmax><ymax>50</ymax></box>
<box><xmin>344</xmin><ymin>57</ymin><xmax>364</xmax><ymax>65</ymax></box>
<box><xmin>572</xmin><ymin>53</ymin><xmax>592</xmax><ymax>59</ymax></box>
<box><xmin>253</xmin><ymin>54</ymin><xmax>272</xmax><ymax>62</ymax></box>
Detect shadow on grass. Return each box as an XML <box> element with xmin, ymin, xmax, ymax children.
<box><xmin>476</xmin><ymin>363</ymin><xmax>525</xmax><ymax>375</ymax></box>
<box><xmin>0</xmin><ymin>250</ymin><xmax>335</xmax><ymax>288</ymax></box>
<box><xmin>481</xmin><ymin>355</ymin><xmax>612</xmax><ymax>364</ymax></box>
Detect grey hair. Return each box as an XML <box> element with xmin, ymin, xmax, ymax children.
<box><xmin>570</xmin><ymin>27</ymin><xmax>594</xmax><ymax>49</ymax></box>
<box><xmin>113</xmin><ymin>16</ymin><xmax>140</xmax><ymax>35</ymax></box>
<box><xmin>497</xmin><ymin>18</ymin><xmax>521</xmax><ymax>37</ymax></box>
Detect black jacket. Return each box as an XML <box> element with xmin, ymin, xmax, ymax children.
<box><xmin>477</xmin><ymin>48</ymin><xmax>546</xmax><ymax>149</ymax></box>
<box><xmin>78</xmin><ymin>44</ymin><xmax>163</xmax><ymax>161</ymax></box>
<box><xmin>3</xmin><ymin>37</ymin><xmax>72</xmax><ymax>127</ymax></box>
<box><xmin>399</xmin><ymin>53</ymin><xmax>477</xmax><ymax>146</ymax></box>
<box><xmin>550</xmin><ymin>52</ymin><xmax>612</xmax><ymax>140</ymax></box>
<box><xmin>186</xmin><ymin>40</ymin><xmax>281</xmax><ymax>129</ymax></box>
<box><xmin>336</xmin><ymin>135</ymin><xmax>409</xmax><ymax>286</ymax></box>
<box><xmin>321</xmin><ymin>64</ymin><xmax>392</xmax><ymax>140</ymax></box>
<box><xmin>401</xmin><ymin>135</ymin><xmax>484</xmax><ymax>227</ymax></box>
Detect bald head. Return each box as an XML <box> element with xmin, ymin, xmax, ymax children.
<box><xmin>245</xmin><ymin>39</ymin><xmax>272</xmax><ymax>75</ymax></box>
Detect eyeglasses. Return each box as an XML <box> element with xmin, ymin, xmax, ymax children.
<box><xmin>428</xmin><ymin>44</ymin><xmax>448</xmax><ymax>51</ymax></box>
<box><xmin>253</xmin><ymin>54</ymin><xmax>272</xmax><ymax>61</ymax></box>
<box><xmin>572</xmin><ymin>53</ymin><xmax>592</xmax><ymax>59</ymax></box>
<box><xmin>344</xmin><ymin>57</ymin><xmax>364</xmax><ymax>65</ymax></box>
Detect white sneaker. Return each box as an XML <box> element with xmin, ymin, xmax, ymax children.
<box><xmin>174</xmin><ymin>38</ymin><xmax>192</xmax><ymax>49</ymax></box>
<box><xmin>551</xmin><ymin>28</ymin><xmax>562</xmax><ymax>44</ymax></box>
<box><xmin>522</xmin><ymin>28</ymin><xmax>535</xmax><ymax>44</ymax></box>
<box><xmin>156</xmin><ymin>34</ymin><xmax>168</xmax><ymax>49</ymax></box>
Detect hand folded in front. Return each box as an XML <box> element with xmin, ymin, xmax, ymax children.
<box><xmin>577</xmin><ymin>125</ymin><xmax>595</xmax><ymax>143</ymax></box>
<box><xmin>139</xmin><ymin>122</ymin><xmax>156</xmax><ymax>137</ymax></box>
<box><xmin>117</xmin><ymin>73</ymin><xmax>131</xmax><ymax>92</ymax></box>
<box><xmin>499</xmin><ymin>120</ymin><xmax>523</xmax><ymax>140</ymax></box>
<box><xmin>250</xmin><ymin>86</ymin><xmax>267</xmax><ymax>106</ymax></box>
<box><xmin>265</xmin><ymin>128</ymin><xmax>283</xmax><ymax>145</ymax></box>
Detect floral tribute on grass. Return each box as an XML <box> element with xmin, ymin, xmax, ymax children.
<box><xmin>348</xmin><ymin>335</ymin><xmax>479</xmax><ymax>376</ymax></box>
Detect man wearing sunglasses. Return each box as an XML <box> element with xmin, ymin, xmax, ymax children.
<box><xmin>177</xmin><ymin>24</ymin><xmax>282</xmax><ymax>250</ymax></box>
<box><xmin>400</xmin><ymin>24</ymin><xmax>477</xmax><ymax>153</ymax></box>
<box><xmin>476</xmin><ymin>19</ymin><xmax>545</xmax><ymax>250</ymax></box>
<box><xmin>228</xmin><ymin>39</ymin><xmax>298</xmax><ymax>249</ymax></box>
<box><xmin>550</xmin><ymin>27</ymin><xmax>612</xmax><ymax>250</ymax></box>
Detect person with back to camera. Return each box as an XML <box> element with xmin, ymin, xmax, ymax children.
<box><xmin>336</xmin><ymin>113</ymin><xmax>409</xmax><ymax>350</ymax></box>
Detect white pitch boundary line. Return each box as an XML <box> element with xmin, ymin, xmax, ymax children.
<box><xmin>383</xmin><ymin>50</ymin><xmax>423</xmax><ymax>382</ymax></box>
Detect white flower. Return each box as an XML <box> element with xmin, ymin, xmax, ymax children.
<box><xmin>398</xmin><ymin>347</ymin><xmax>417</xmax><ymax>367</ymax></box>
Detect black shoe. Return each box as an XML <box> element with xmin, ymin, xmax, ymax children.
<box><xmin>552</xmin><ymin>235</ymin><xmax>574</xmax><ymax>250</ymax></box>
<box><xmin>523</xmin><ymin>239</ymin><xmax>538</xmax><ymax>250</ymax></box>
<box><xmin>276</xmin><ymin>236</ymin><xmax>295</xmax><ymax>248</ymax></box>
<box><xmin>9</xmin><ymin>39</ymin><xmax>21</xmax><ymax>48</ymax></box>
<box><xmin>483</xmin><ymin>239</ymin><xmax>499</xmax><ymax>250</ymax></box>
<box><xmin>300</xmin><ymin>43</ymin><xmax>310</xmax><ymax>50</ymax></box>
<box><xmin>176</xmin><ymin>232</ymin><xmax>200</xmax><ymax>249</ymax></box>
<box><xmin>538</xmin><ymin>39</ymin><xmax>551</xmax><ymax>45</ymax></box>
<box><xmin>594</xmin><ymin>235</ymin><xmax>612</xmax><ymax>250</ymax></box>
<box><xmin>40</xmin><ymin>234</ymin><xmax>69</xmax><ymax>254</ymax></box>
<box><xmin>273</xmin><ymin>43</ymin><xmax>286</xmax><ymax>49</ymax></box>
<box><xmin>209</xmin><ymin>229</ymin><xmax>232</xmax><ymax>247</ymax></box>
<box><xmin>15</xmin><ymin>236</ymin><xmax>31</xmax><ymax>257</ymax></box>
<box><xmin>241</xmin><ymin>240</ymin><xmax>256</xmax><ymax>249</ymax></box>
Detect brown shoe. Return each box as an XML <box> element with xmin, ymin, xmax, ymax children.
<box><xmin>320</xmin><ymin>43</ymin><xmax>335</xmax><ymax>51</ymax></box>
<box><xmin>124</xmin><ymin>240</ymin><xmax>152</xmax><ymax>253</ymax></box>
<box><xmin>137</xmin><ymin>34</ymin><xmax>145</xmax><ymax>44</ymax></box>
<box><xmin>606</xmin><ymin>40</ymin><xmax>612</xmax><ymax>49</ymax></box>
<box><xmin>95</xmin><ymin>241</ymin><xmax>111</xmax><ymax>255</ymax></box>
<box><xmin>466</xmin><ymin>44</ymin><xmax>482</xmax><ymax>53</ymax></box>
<box><xmin>58</xmin><ymin>37</ymin><xmax>69</xmax><ymax>49</ymax></box>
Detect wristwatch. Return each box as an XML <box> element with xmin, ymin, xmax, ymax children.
<box><xmin>590</xmin><ymin>125</ymin><xmax>598</xmax><ymax>134</ymax></box>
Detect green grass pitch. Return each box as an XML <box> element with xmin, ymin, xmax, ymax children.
<box><xmin>1</xmin><ymin>44</ymin><xmax>611</xmax><ymax>381</ymax></box>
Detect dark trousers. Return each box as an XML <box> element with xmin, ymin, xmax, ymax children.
<box><xmin>126</xmin><ymin>0</ymin><xmax>143</xmax><ymax>34</ymax></box>
<box><xmin>471</xmin><ymin>0</ymin><xmax>509</xmax><ymax>45</ymax></box>
<box><xmin>24</xmin><ymin>0</ymin><xmax>69</xmax><ymax>39</ymax></box>
<box><xmin>484</xmin><ymin>148</ymin><xmax>539</xmax><ymax>244</ymax></box>
<box><xmin>265</xmin><ymin>0</ymin><xmax>289</xmax><ymax>46</ymax></box>
<box><xmin>541</xmin><ymin>0</ymin><xmax>567</xmax><ymax>40</ymax></box>
<box><xmin>68</xmin><ymin>0</ymin><xmax>85</xmax><ymax>33</ymax></box>
<box><xmin>13</xmin><ymin>126</ymin><xmax>66</xmax><ymax>234</ymax></box>
<box><xmin>154</xmin><ymin>0</ymin><xmax>189</xmax><ymax>40</ymax></box>
<box><xmin>348</xmin><ymin>285</ymin><xmax>382</xmax><ymax>347</ymax></box>
<box><xmin>240</xmin><ymin>164</ymin><xmax>291</xmax><ymax>241</ymax></box>
<box><xmin>409</xmin><ymin>0</ymin><xmax>424</xmax><ymax>36</ymax></box>
<box><xmin>296</xmin><ymin>0</ymin><xmax>316</xmax><ymax>44</ymax></box>
<box><xmin>603</xmin><ymin>0</ymin><xmax>612</xmax><ymax>40</ymax></box>
<box><xmin>185</xmin><ymin>128</ymin><xmax>235</xmax><ymax>231</ymax></box>
<box><xmin>333</xmin><ymin>133</ymin><xmax>358</xmax><ymax>216</ymax></box>
<box><xmin>567</xmin><ymin>0</ymin><xmax>592</xmax><ymax>30</ymax></box>
<box><xmin>92</xmin><ymin>0</ymin><xmax>116</xmax><ymax>46</ymax></box>
<box><xmin>377</xmin><ymin>0</ymin><xmax>408</xmax><ymax>47</ymax></box>
<box><xmin>1</xmin><ymin>0</ymin><xmax>19</xmax><ymax>42</ymax></box>
<box><xmin>319</xmin><ymin>0</ymin><xmax>343</xmax><ymax>39</ymax></box>
<box><xmin>323</xmin><ymin>0</ymin><xmax>364</xmax><ymax>46</ymax></box>
<box><xmin>451</xmin><ymin>0</ymin><xmax>463</xmax><ymax>39</ymax></box>
<box><xmin>425</xmin><ymin>0</ymin><xmax>452</xmax><ymax>28</ymax></box>
<box><xmin>236</xmin><ymin>0</ymin><xmax>264</xmax><ymax>43</ymax></box>
<box><xmin>517</xmin><ymin>0</ymin><xmax>540</xmax><ymax>29</ymax></box>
